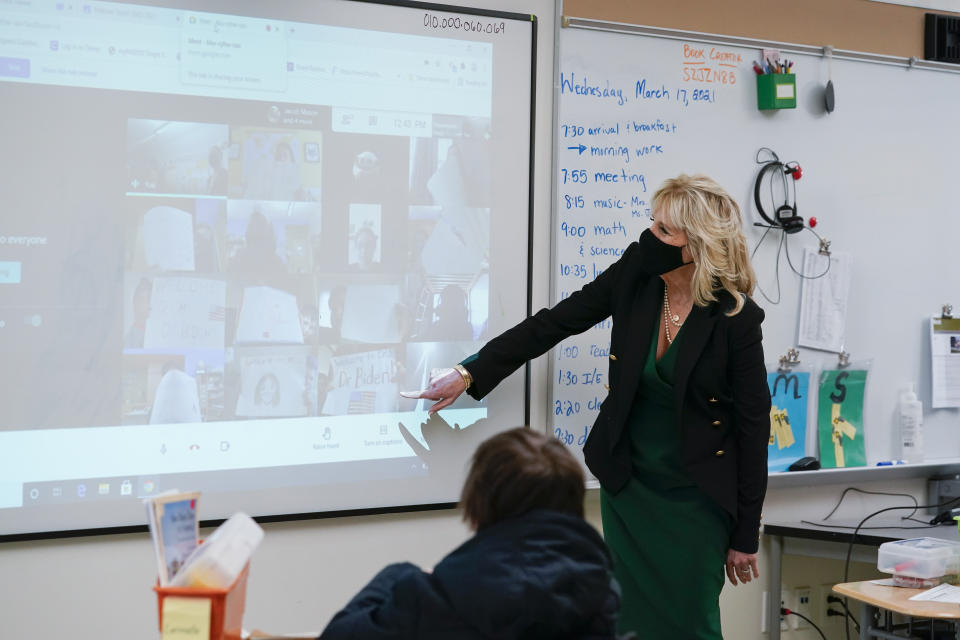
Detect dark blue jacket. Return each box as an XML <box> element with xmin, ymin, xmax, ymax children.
<box><xmin>319</xmin><ymin>510</ymin><xmax>621</xmax><ymax>640</ymax></box>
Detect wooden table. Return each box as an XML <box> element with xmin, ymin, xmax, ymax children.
<box><xmin>834</xmin><ymin>580</ymin><xmax>960</xmax><ymax>639</ymax></box>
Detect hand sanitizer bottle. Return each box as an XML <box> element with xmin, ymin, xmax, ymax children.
<box><xmin>899</xmin><ymin>384</ymin><xmax>924</xmax><ymax>464</ymax></box>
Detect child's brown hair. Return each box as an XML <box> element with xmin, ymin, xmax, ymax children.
<box><xmin>460</xmin><ymin>427</ymin><xmax>585</xmax><ymax>530</ymax></box>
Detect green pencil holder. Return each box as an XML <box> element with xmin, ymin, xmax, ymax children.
<box><xmin>757</xmin><ymin>73</ymin><xmax>797</xmax><ymax>110</ymax></box>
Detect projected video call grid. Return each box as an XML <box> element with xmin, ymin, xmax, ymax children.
<box><xmin>118</xmin><ymin>110</ymin><xmax>492</xmax><ymax>427</ymax></box>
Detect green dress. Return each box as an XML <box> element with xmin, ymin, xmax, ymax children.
<box><xmin>600</xmin><ymin>316</ymin><xmax>733</xmax><ymax>639</ymax></box>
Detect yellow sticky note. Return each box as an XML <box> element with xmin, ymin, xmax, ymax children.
<box><xmin>162</xmin><ymin>596</ymin><xmax>211</xmax><ymax>640</ymax></box>
<box><xmin>830</xmin><ymin>403</ymin><xmax>859</xmax><ymax>468</ymax></box>
<box><xmin>769</xmin><ymin>406</ymin><xmax>794</xmax><ymax>450</ymax></box>
<box><xmin>831</xmin><ymin>403</ymin><xmax>858</xmax><ymax>440</ymax></box>
<box><xmin>836</xmin><ymin>418</ymin><xmax>857</xmax><ymax>440</ymax></box>
<box><xmin>768</xmin><ymin>405</ymin><xmax>780</xmax><ymax>446</ymax></box>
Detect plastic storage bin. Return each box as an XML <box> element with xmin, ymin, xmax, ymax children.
<box><xmin>170</xmin><ymin>513</ymin><xmax>263</xmax><ymax>589</ymax></box>
<box><xmin>756</xmin><ymin>73</ymin><xmax>796</xmax><ymax>110</ymax></box>
<box><xmin>155</xmin><ymin>563</ymin><xmax>249</xmax><ymax>640</ymax></box>
<box><xmin>878</xmin><ymin>537</ymin><xmax>960</xmax><ymax>581</ymax></box>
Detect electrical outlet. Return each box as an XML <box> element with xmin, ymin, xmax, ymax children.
<box><xmin>820</xmin><ymin>583</ymin><xmax>840</xmax><ymax>629</ymax></box>
<box><xmin>791</xmin><ymin>586</ymin><xmax>812</xmax><ymax>630</ymax></box>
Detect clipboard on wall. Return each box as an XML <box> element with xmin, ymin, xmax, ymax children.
<box><xmin>930</xmin><ymin>305</ymin><xmax>960</xmax><ymax>408</ymax></box>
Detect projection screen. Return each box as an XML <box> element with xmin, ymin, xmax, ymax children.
<box><xmin>0</xmin><ymin>0</ymin><xmax>535</xmax><ymax>538</ymax></box>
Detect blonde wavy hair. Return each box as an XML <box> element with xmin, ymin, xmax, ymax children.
<box><xmin>652</xmin><ymin>174</ymin><xmax>756</xmax><ymax>316</ymax></box>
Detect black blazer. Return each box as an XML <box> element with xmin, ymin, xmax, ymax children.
<box><xmin>463</xmin><ymin>241</ymin><xmax>771</xmax><ymax>553</ymax></box>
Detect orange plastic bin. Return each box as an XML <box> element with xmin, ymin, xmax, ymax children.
<box><xmin>154</xmin><ymin>563</ymin><xmax>250</xmax><ymax>640</ymax></box>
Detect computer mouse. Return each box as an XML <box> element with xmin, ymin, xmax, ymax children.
<box><xmin>788</xmin><ymin>456</ymin><xmax>821</xmax><ymax>472</ymax></box>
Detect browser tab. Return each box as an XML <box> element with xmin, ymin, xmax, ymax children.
<box><xmin>179</xmin><ymin>11</ymin><xmax>287</xmax><ymax>92</ymax></box>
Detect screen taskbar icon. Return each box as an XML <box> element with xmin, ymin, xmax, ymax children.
<box><xmin>21</xmin><ymin>476</ymin><xmax>152</xmax><ymax>505</ymax></box>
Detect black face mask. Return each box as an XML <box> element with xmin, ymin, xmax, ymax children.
<box><xmin>637</xmin><ymin>228</ymin><xmax>687</xmax><ymax>275</ymax></box>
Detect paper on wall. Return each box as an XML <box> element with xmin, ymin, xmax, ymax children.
<box><xmin>816</xmin><ymin>368</ymin><xmax>868</xmax><ymax>468</ymax></box>
<box><xmin>766</xmin><ymin>368</ymin><xmax>811</xmax><ymax>472</ymax></box>
<box><xmin>798</xmin><ymin>249</ymin><xmax>851</xmax><ymax>353</ymax></box>
<box><xmin>930</xmin><ymin>316</ymin><xmax>960</xmax><ymax>408</ymax></box>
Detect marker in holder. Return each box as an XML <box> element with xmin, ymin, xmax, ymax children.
<box><xmin>757</xmin><ymin>73</ymin><xmax>797</xmax><ymax>110</ymax></box>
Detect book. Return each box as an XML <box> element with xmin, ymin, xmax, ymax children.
<box><xmin>145</xmin><ymin>490</ymin><xmax>201</xmax><ymax>585</ymax></box>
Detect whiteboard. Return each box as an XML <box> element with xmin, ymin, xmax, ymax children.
<box><xmin>552</xmin><ymin>25</ymin><xmax>960</xmax><ymax>480</ymax></box>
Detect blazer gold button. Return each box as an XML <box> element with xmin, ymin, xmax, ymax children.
<box><xmin>604</xmin><ymin>384</ymin><xmax>610</xmax><ymax>390</ymax></box>
<box><xmin>715</xmin><ymin>450</ymin><xmax>725</xmax><ymax>457</ymax></box>
<box><xmin>609</xmin><ymin>354</ymin><xmax>617</xmax><ymax>361</ymax></box>
<box><xmin>712</xmin><ymin>420</ymin><xmax>721</xmax><ymax>427</ymax></box>
<box><xmin>708</xmin><ymin>397</ymin><xmax>719</xmax><ymax>403</ymax></box>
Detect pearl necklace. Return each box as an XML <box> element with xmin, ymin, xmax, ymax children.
<box><xmin>663</xmin><ymin>284</ymin><xmax>683</xmax><ymax>344</ymax></box>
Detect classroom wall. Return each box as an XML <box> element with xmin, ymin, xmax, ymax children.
<box><xmin>563</xmin><ymin>0</ymin><xmax>960</xmax><ymax>59</ymax></box>
<box><xmin>0</xmin><ymin>2</ymin><xmax>946</xmax><ymax>639</ymax></box>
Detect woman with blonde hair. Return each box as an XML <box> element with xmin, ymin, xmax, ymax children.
<box><xmin>405</xmin><ymin>175</ymin><xmax>771</xmax><ymax>638</ymax></box>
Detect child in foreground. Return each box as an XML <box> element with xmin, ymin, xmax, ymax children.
<box><xmin>319</xmin><ymin>427</ymin><xmax>624</xmax><ymax>640</ymax></box>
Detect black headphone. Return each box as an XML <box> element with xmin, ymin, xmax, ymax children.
<box><xmin>754</xmin><ymin>149</ymin><xmax>804</xmax><ymax>234</ymax></box>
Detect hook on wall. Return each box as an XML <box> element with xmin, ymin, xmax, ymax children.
<box><xmin>837</xmin><ymin>350</ymin><xmax>851</xmax><ymax>369</ymax></box>
<box><xmin>822</xmin><ymin>45</ymin><xmax>837</xmax><ymax>114</ymax></box>
<box><xmin>778</xmin><ymin>348</ymin><xmax>801</xmax><ymax>372</ymax></box>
